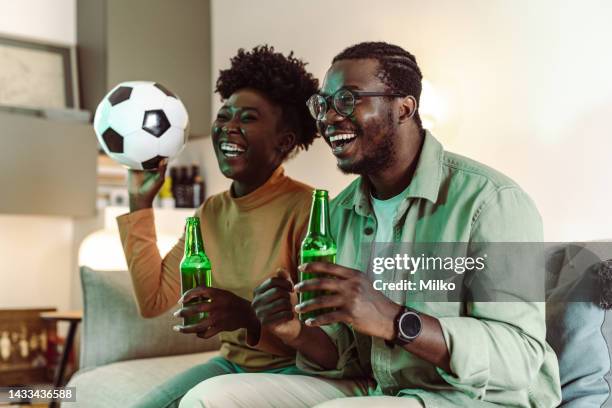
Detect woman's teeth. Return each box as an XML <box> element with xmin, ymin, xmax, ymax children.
<box><xmin>220</xmin><ymin>142</ymin><xmax>246</xmax><ymax>157</ymax></box>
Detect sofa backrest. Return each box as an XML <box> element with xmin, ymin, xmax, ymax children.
<box><xmin>545</xmin><ymin>242</ymin><xmax>612</xmax><ymax>407</ymax></box>
<box><xmin>79</xmin><ymin>266</ymin><xmax>220</xmax><ymax>370</ymax></box>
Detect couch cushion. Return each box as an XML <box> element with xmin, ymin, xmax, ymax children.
<box><xmin>546</xmin><ymin>243</ymin><xmax>612</xmax><ymax>407</ymax></box>
<box><xmin>66</xmin><ymin>350</ymin><xmax>219</xmax><ymax>407</ymax></box>
<box><xmin>79</xmin><ymin>267</ymin><xmax>219</xmax><ymax>370</ymax></box>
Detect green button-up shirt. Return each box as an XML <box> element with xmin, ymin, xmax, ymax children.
<box><xmin>297</xmin><ymin>131</ymin><xmax>561</xmax><ymax>407</ymax></box>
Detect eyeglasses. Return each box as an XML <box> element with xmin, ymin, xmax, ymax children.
<box><xmin>306</xmin><ymin>88</ymin><xmax>405</xmax><ymax>121</ymax></box>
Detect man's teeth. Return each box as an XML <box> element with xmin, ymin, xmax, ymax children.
<box><xmin>220</xmin><ymin>142</ymin><xmax>246</xmax><ymax>153</ymax></box>
<box><xmin>328</xmin><ymin>133</ymin><xmax>356</xmax><ymax>143</ymax></box>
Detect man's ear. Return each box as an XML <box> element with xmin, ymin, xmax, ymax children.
<box><xmin>278</xmin><ymin>131</ymin><xmax>297</xmax><ymax>154</ymax></box>
<box><xmin>398</xmin><ymin>96</ymin><xmax>417</xmax><ymax>124</ymax></box>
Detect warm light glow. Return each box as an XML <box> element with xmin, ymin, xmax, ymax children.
<box><xmin>419</xmin><ymin>79</ymin><xmax>447</xmax><ymax>130</ymax></box>
<box><xmin>78</xmin><ymin>230</ymin><xmax>178</xmax><ymax>271</ymax></box>
<box><xmin>78</xmin><ymin>206</ymin><xmax>193</xmax><ymax>271</ymax></box>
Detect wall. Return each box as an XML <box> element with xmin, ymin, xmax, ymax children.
<box><xmin>0</xmin><ymin>0</ymin><xmax>76</xmax><ymax>44</ymax></box>
<box><xmin>0</xmin><ymin>0</ymin><xmax>76</xmax><ymax>310</ymax></box>
<box><xmin>210</xmin><ymin>0</ymin><xmax>612</xmax><ymax>241</ymax></box>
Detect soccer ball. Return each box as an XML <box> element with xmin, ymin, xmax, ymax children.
<box><xmin>93</xmin><ymin>81</ymin><xmax>190</xmax><ymax>170</ymax></box>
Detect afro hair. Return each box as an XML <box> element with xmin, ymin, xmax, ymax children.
<box><xmin>215</xmin><ymin>45</ymin><xmax>319</xmax><ymax>159</ymax></box>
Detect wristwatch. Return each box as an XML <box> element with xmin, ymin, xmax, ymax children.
<box><xmin>390</xmin><ymin>306</ymin><xmax>422</xmax><ymax>346</ymax></box>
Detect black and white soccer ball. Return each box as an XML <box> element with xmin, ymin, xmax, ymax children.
<box><xmin>93</xmin><ymin>81</ymin><xmax>189</xmax><ymax>170</ymax></box>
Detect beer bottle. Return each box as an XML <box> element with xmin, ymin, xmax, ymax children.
<box><xmin>180</xmin><ymin>216</ymin><xmax>212</xmax><ymax>325</ymax></box>
<box><xmin>299</xmin><ymin>189</ymin><xmax>337</xmax><ymax>322</ymax></box>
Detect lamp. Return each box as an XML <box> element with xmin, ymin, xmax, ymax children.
<box><xmin>419</xmin><ymin>79</ymin><xmax>447</xmax><ymax>130</ymax></box>
<box><xmin>78</xmin><ymin>207</ymin><xmax>194</xmax><ymax>270</ymax></box>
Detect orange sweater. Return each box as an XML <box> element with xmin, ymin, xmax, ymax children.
<box><xmin>117</xmin><ymin>167</ymin><xmax>312</xmax><ymax>370</ymax></box>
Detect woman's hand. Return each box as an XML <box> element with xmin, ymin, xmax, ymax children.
<box><xmin>127</xmin><ymin>159</ymin><xmax>168</xmax><ymax>211</ymax></box>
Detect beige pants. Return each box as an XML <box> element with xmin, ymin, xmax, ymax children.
<box><xmin>178</xmin><ymin>373</ymin><xmax>423</xmax><ymax>408</ymax></box>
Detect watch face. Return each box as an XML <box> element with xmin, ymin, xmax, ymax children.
<box><xmin>399</xmin><ymin>311</ymin><xmax>422</xmax><ymax>339</ymax></box>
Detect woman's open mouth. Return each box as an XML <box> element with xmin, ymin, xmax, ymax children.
<box><xmin>219</xmin><ymin>141</ymin><xmax>247</xmax><ymax>158</ymax></box>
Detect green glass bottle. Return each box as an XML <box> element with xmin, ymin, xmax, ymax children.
<box><xmin>299</xmin><ymin>189</ymin><xmax>337</xmax><ymax>322</ymax></box>
<box><xmin>180</xmin><ymin>216</ymin><xmax>212</xmax><ymax>326</ymax></box>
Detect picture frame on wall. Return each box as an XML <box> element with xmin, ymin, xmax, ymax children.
<box><xmin>0</xmin><ymin>34</ymin><xmax>79</xmax><ymax>110</ymax></box>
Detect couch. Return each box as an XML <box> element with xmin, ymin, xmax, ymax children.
<box><xmin>65</xmin><ymin>267</ymin><xmax>220</xmax><ymax>407</ymax></box>
<box><xmin>67</xmin><ymin>242</ymin><xmax>612</xmax><ymax>407</ymax></box>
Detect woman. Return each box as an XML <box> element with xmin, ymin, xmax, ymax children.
<box><xmin>118</xmin><ymin>46</ymin><xmax>328</xmax><ymax>407</ymax></box>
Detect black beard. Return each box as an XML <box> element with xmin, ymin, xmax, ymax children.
<box><xmin>337</xmin><ymin>110</ymin><xmax>396</xmax><ymax>175</ymax></box>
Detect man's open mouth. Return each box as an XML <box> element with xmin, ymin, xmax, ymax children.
<box><xmin>219</xmin><ymin>141</ymin><xmax>247</xmax><ymax>158</ymax></box>
<box><xmin>328</xmin><ymin>132</ymin><xmax>357</xmax><ymax>152</ymax></box>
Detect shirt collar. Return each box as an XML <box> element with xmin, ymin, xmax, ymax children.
<box><xmin>228</xmin><ymin>166</ymin><xmax>287</xmax><ymax>210</ymax></box>
<box><xmin>339</xmin><ymin>130</ymin><xmax>444</xmax><ymax>215</ymax></box>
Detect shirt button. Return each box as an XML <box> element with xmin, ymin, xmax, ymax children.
<box><xmin>364</xmin><ymin>227</ymin><xmax>374</xmax><ymax>235</ymax></box>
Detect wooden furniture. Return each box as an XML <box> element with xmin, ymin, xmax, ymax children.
<box><xmin>40</xmin><ymin>311</ymin><xmax>82</xmax><ymax>388</ymax></box>
<box><xmin>40</xmin><ymin>311</ymin><xmax>83</xmax><ymax>408</ymax></box>
<box><xmin>0</xmin><ymin>308</ymin><xmax>57</xmax><ymax>386</ymax></box>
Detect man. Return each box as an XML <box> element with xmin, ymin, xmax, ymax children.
<box><xmin>180</xmin><ymin>42</ymin><xmax>562</xmax><ymax>408</ymax></box>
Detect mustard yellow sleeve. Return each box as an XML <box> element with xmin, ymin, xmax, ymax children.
<box><xmin>116</xmin><ymin>208</ymin><xmax>184</xmax><ymax>318</ymax></box>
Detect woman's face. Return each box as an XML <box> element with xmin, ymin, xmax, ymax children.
<box><xmin>211</xmin><ymin>88</ymin><xmax>290</xmax><ymax>183</ymax></box>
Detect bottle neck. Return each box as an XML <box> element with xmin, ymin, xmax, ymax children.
<box><xmin>306</xmin><ymin>191</ymin><xmax>332</xmax><ymax>237</ymax></box>
<box><xmin>184</xmin><ymin>218</ymin><xmax>205</xmax><ymax>256</ymax></box>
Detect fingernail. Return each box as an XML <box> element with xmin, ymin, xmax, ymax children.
<box><xmin>173</xmin><ymin>310</ymin><xmax>180</xmax><ymax>317</ymax></box>
<box><xmin>294</xmin><ymin>304</ymin><xmax>302</xmax><ymax>312</ymax></box>
<box><xmin>172</xmin><ymin>325</ymin><xmax>180</xmax><ymax>332</ymax></box>
<box><xmin>305</xmin><ymin>318</ymin><xmax>315</xmax><ymax>326</ymax></box>
<box><xmin>294</xmin><ymin>283</ymin><xmax>302</xmax><ymax>291</ymax></box>
<box><xmin>298</xmin><ymin>264</ymin><xmax>306</xmax><ymax>272</ymax></box>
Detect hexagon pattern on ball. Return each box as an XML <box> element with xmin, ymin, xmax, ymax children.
<box><xmin>129</xmin><ymin>83</ymin><xmax>168</xmax><ymax>111</ymax></box>
<box><xmin>142</xmin><ymin>110</ymin><xmax>171</xmax><ymax>138</ymax></box>
<box><xmin>142</xmin><ymin>155</ymin><xmax>168</xmax><ymax>170</ymax></box>
<box><xmin>163</xmin><ymin>97</ymin><xmax>189</xmax><ymax>129</ymax></box>
<box><xmin>93</xmin><ymin>99</ymin><xmax>112</xmax><ymax>136</ymax></box>
<box><xmin>108</xmin><ymin>86</ymin><xmax>133</xmax><ymax>106</ymax></box>
<box><xmin>108</xmin><ymin>100</ymin><xmax>144</xmax><ymax>136</ymax></box>
<box><xmin>93</xmin><ymin>81</ymin><xmax>189</xmax><ymax>170</ymax></box>
<box><xmin>154</xmin><ymin>83</ymin><xmax>176</xmax><ymax>98</ymax></box>
<box><xmin>102</xmin><ymin>128</ymin><xmax>124</xmax><ymax>153</ymax></box>
<box><xmin>159</xmin><ymin>127</ymin><xmax>186</xmax><ymax>157</ymax></box>
<box><xmin>124</xmin><ymin>129</ymin><xmax>160</xmax><ymax>166</ymax></box>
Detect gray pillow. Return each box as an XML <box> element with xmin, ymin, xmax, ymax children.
<box><xmin>79</xmin><ymin>266</ymin><xmax>219</xmax><ymax>370</ymax></box>
<box><xmin>546</xmin><ymin>244</ymin><xmax>612</xmax><ymax>407</ymax></box>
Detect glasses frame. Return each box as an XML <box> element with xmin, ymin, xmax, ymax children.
<box><xmin>307</xmin><ymin>88</ymin><xmax>406</xmax><ymax>120</ymax></box>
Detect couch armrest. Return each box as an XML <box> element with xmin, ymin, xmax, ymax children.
<box><xmin>79</xmin><ymin>266</ymin><xmax>220</xmax><ymax>370</ymax></box>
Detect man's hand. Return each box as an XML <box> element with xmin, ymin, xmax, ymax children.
<box><xmin>294</xmin><ymin>262</ymin><xmax>401</xmax><ymax>341</ymax></box>
<box><xmin>127</xmin><ymin>159</ymin><xmax>168</xmax><ymax>212</ymax></box>
<box><xmin>252</xmin><ymin>269</ymin><xmax>303</xmax><ymax>346</ymax></box>
<box><xmin>173</xmin><ymin>287</ymin><xmax>260</xmax><ymax>340</ymax></box>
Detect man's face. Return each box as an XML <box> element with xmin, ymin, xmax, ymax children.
<box><xmin>211</xmin><ymin>88</ymin><xmax>285</xmax><ymax>182</ymax></box>
<box><xmin>317</xmin><ymin>59</ymin><xmax>397</xmax><ymax>175</ymax></box>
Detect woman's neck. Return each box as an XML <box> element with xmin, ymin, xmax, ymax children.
<box><xmin>230</xmin><ymin>166</ymin><xmax>278</xmax><ymax>198</ymax></box>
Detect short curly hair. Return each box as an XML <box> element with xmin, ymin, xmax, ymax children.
<box><xmin>333</xmin><ymin>42</ymin><xmax>423</xmax><ymax>130</ymax></box>
<box><xmin>215</xmin><ymin>45</ymin><xmax>319</xmax><ymax>159</ymax></box>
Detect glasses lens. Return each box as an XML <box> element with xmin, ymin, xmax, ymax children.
<box><xmin>334</xmin><ymin>89</ymin><xmax>355</xmax><ymax>116</ymax></box>
<box><xmin>307</xmin><ymin>95</ymin><xmax>327</xmax><ymax>120</ymax></box>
